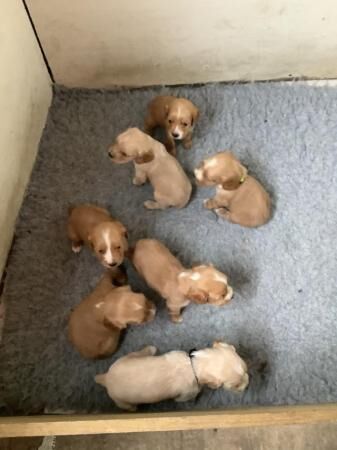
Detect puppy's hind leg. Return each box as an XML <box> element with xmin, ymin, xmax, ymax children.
<box><xmin>175</xmin><ymin>389</ymin><xmax>199</xmax><ymax>403</ymax></box>
<box><xmin>114</xmin><ymin>399</ymin><xmax>137</xmax><ymax>412</ymax></box>
<box><xmin>127</xmin><ymin>345</ymin><xmax>158</xmax><ymax>358</ymax></box>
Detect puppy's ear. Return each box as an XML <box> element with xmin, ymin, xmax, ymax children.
<box><xmin>135</xmin><ymin>149</ymin><xmax>154</xmax><ymax>164</ymax></box>
<box><xmin>115</xmin><ymin>222</ymin><xmax>128</xmax><ymax>239</ymax></box>
<box><xmin>191</xmin><ymin>106</ymin><xmax>199</xmax><ymax>126</ymax></box>
<box><xmin>221</xmin><ymin>173</ymin><xmax>242</xmax><ymax>190</ymax></box>
<box><xmin>103</xmin><ymin>316</ymin><xmax>126</xmax><ymax>330</ymax></box>
<box><xmin>187</xmin><ymin>287</ymin><xmax>208</xmax><ymax>304</ymax></box>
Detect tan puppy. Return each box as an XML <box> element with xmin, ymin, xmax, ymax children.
<box><xmin>108</xmin><ymin>128</ymin><xmax>192</xmax><ymax>209</ymax></box>
<box><xmin>95</xmin><ymin>341</ymin><xmax>248</xmax><ymax>411</ymax></box>
<box><xmin>132</xmin><ymin>239</ymin><xmax>233</xmax><ymax>323</ymax></box>
<box><xmin>68</xmin><ymin>271</ymin><xmax>156</xmax><ymax>359</ymax></box>
<box><xmin>144</xmin><ymin>95</ymin><xmax>199</xmax><ymax>155</ymax></box>
<box><xmin>194</xmin><ymin>152</ymin><xmax>271</xmax><ymax>228</ymax></box>
<box><xmin>67</xmin><ymin>204</ymin><xmax>128</xmax><ymax>268</ymax></box>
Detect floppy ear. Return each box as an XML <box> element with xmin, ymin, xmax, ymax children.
<box><xmin>115</xmin><ymin>222</ymin><xmax>128</xmax><ymax>239</ymax></box>
<box><xmin>187</xmin><ymin>287</ymin><xmax>208</xmax><ymax>304</ymax></box>
<box><xmin>103</xmin><ymin>315</ymin><xmax>127</xmax><ymax>330</ymax></box>
<box><xmin>221</xmin><ymin>173</ymin><xmax>242</xmax><ymax>190</ymax></box>
<box><xmin>135</xmin><ymin>149</ymin><xmax>154</xmax><ymax>164</ymax></box>
<box><xmin>191</xmin><ymin>106</ymin><xmax>199</xmax><ymax>126</ymax></box>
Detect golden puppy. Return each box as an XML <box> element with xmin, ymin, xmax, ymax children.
<box><xmin>108</xmin><ymin>128</ymin><xmax>192</xmax><ymax>209</ymax></box>
<box><xmin>95</xmin><ymin>341</ymin><xmax>248</xmax><ymax>411</ymax></box>
<box><xmin>67</xmin><ymin>204</ymin><xmax>128</xmax><ymax>268</ymax></box>
<box><xmin>144</xmin><ymin>95</ymin><xmax>199</xmax><ymax>156</ymax></box>
<box><xmin>194</xmin><ymin>151</ymin><xmax>271</xmax><ymax>227</ymax></box>
<box><xmin>68</xmin><ymin>271</ymin><xmax>156</xmax><ymax>359</ymax></box>
<box><xmin>132</xmin><ymin>239</ymin><xmax>233</xmax><ymax>323</ymax></box>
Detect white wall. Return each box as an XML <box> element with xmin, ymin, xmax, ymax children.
<box><xmin>27</xmin><ymin>0</ymin><xmax>337</xmax><ymax>88</ymax></box>
<box><xmin>0</xmin><ymin>0</ymin><xmax>52</xmax><ymax>275</ymax></box>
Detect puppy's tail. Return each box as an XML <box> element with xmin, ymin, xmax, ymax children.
<box><xmin>95</xmin><ymin>374</ymin><xmax>106</xmax><ymax>387</ymax></box>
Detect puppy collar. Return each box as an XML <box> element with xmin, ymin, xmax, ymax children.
<box><xmin>189</xmin><ymin>349</ymin><xmax>200</xmax><ymax>387</ymax></box>
<box><xmin>240</xmin><ymin>173</ymin><xmax>247</xmax><ymax>184</ymax></box>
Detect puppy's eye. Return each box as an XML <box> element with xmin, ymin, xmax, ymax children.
<box><xmin>168</xmin><ymin>119</ymin><xmax>173</xmax><ymax>124</ymax></box>
<box><xmin>116</xmin><ymin>246</ymin><xmax>121</xmax><ymax>250</ymax></box>
<box><xmin>182</xmin><ymin>122</ymin><xmax>188</xmax><ymax>127</ymax></box>
<box><xmin>120</xmin><ymin>151</ymin><xmax>126</xmax><ymax>156</ymax></box>
<box><xmin>98</xmin><ymin>249</ymin><xmax>105</xmax><ymax>254</ymax></box>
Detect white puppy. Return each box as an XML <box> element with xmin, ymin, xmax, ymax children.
<box><xmin>95</xmin><ymin>341</ymin><xmax>249</xmax><ymax>411</ymax></box>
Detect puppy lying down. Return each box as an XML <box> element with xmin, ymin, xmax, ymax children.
<box><xmin>95</xmin><ymin>341</ymin><xmax>249</xmax><ymax>411</ymax></box>
<box><xmin>67</xmin><ymin>204</ymin><xmax>128</xmax><ymax>268</ymax></box>
<box><xmin>68</xmin><ymin>270</ymin><xmax>156</xmax><ymax>359</ymax></box>
<box><xmin>132</xmin><ymin>239</ymin><xmax>233</xmax><ymax>323</ymax></box>
<box><xmin>108</xmin><ymin>128</ymin><xmax>192</xmax><ymax>209</ymax></box>
<box><xmin>195</xmin><ymin>151</ymin><xmax>271</xmax><ymax>228</ymax></box>
<box><xmin>144</xmin><ymin>95</ymin><xmax>199</xmax><ymax>156</ymax></box>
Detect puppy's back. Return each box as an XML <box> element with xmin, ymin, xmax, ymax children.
<box><xmin>132</xmin><ymin>239</ymin><xmax>183</xmax><ymax>292</ymax></box>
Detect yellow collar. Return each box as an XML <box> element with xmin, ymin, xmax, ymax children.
<box><xmin>240</xmin><ymin>173</ymin><xmax>247</xmax><ymax>184</ymax></box>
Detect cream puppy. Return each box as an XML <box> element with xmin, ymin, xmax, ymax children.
<box><xmin>132</xmin><ymin>239</ymin><xmax>233</xmax><ymax>323</ymax></box>
<box><xmin>67</xmin><ymin>204</ymin><xmax>128</xmax><ymax>268</ymax></box>
<box><xmin>144</xmin><ymin>95</ymin><xmax>199</xmax><ymax>156</ymax></box>
<box><xmin>95</xmin><ymin>341</ymin><xmax>249</xmax><ymax>411</ymax></box>
<box><xmin>108</xmin><ymin>128</ymin><xmax>192</xmax><ymax>209</ymax></box>
<box><xmin>194</xmin><ymin>151</ymin><xmax>271</xmax><ymax>228</ymax></box>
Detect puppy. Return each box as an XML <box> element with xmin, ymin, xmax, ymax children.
<box><xmin>68</xmin><ymin>270</ymin><xmax>156</xmax><ymax>359</ymax></box>
<box><xmin>194</xmin><ymin>152</ymin><xmax>271</xmax><ymax>227</ymax></box>
<box><xmin>95</xmin><ymin>341</ymin><xmax>248</xmax><ymax>411</ymax></box>
<box><xmin>108</xmin><ymin>128</ymin><xmax>192</xmax><ymax>209</ymax></box>
<box><xmin>67</xmin><ymin>204</ymin><xmax>128</xmax><ymax>268</ymax></box>
<box><xmin>144</xmin><ymin>95</ymin><xmax>199</xmax><ymax>156</ymax></box>
<box><xmin>132</xmin><ymin>239</ymin><xmax>233</xmax><ymax>323</ymax></box>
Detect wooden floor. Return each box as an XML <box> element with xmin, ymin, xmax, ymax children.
<box><xmin>1</xmin><ymin>423</ymin><xmax>337</xmax><ymax>450</ymax></box>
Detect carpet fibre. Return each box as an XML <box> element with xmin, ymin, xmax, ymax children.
<box><xmin>1</xmin><ymin>83</ymin><xmax>337</xmax><ymax>414</ymax></box>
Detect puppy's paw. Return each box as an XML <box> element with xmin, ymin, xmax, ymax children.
<box><xmin>203</xmin><ymin>199</ymin><xmax>216</xmax><ymax>209</ymax></box>
<box><xmin>144</xmin><ymin>200</ymin><xmax>158</xmax><ymax>209</ymax></box>
<box><xmin>133</xmin><ymin>177</ymin><xmax>145</xmax><ymax>186</ymax></box>
<box><xmin>171</xmin><ymin>315</ymin><xmax>183</xmax><ymax>324</ymax></box>
<box><xmin>72</xmin><ymin>243</ymin><xmax>82</xmax><ymax>253</ymax></box>
<box><xmin>215</xmin><ymin>208</ymin><xmax>230</xmax><ymax>219</ymax></box>
<box><xmin>144</xmin><ymin>345</ymin><xmax>157</xmax><ymax>355</ymax></box>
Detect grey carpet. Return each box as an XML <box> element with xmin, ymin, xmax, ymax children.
<box><xmin>1</xmin><ymin>83</ymin><xmax>337</xmax><ymax>415</ymax></box>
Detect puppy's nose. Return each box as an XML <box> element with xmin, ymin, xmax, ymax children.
<box><xmin>172</xmin><ymin>132</ymin><xmax>179</xmax><ymax>138</ymax></box>
<box><xmin>109</xmin><ymin>262</ymin><xmax>117</xmax><ymax>267</ymax></box>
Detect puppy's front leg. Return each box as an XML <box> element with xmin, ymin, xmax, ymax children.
<box><xmin>182</xmin><ymin>133</ymin><xmax>192</xmax><ymax>150</ymax></box>
<box><xmin>133</xmin><ymin>165</ymin><xmax>147</xmax><ymax>186</ymax></box>
<box><xmin>165</xmin><ymin>133</ymin><xmax>177</xmax><ymax>156</ymax></box>
<box><xmin>167</xmin><ymin>304</ymin><xmax>183</xmax><ymax>323</ymax></box>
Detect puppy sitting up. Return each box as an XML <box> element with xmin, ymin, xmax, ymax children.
<box><xmin>108</xmin><ymin>128</ymin><xmax>192</xmax><ymax>209</ymax></box>
<box><xmin>68</xmin><ymin>270</ymin><xmax>156</xmax><ymax>359</ymax></box>
<box><xmin>95</xmin><ymin>341</ymin><xmax>249</xmax><ymax>411</ymax></box>
<box><xmin>144</xmin><ymin>95</ymin><xmax>199</xmax><ymax>156</ymax></box>
<box><xmin>195</xmin><ymin>152</ymin><xmax>271</xmax><ymax>228</ymax></box>
<box><xmin>67</xmin><ymin>204</ymin><xmax>128</xmax><ymax>268</ymax></box>
<box><xmin>132</xmin><ymin>239</ymin><xmax>233</xmax><ymax>323</ymax></box>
